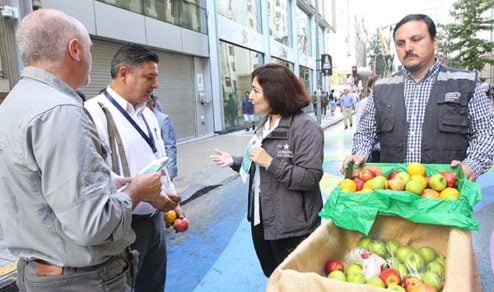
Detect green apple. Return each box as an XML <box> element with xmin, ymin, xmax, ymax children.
<box><xmin>429</xmin><ymin>174</ymin><xmax>447</xmax><ymax>192</ymax></box>
<box><xmin>358</xmin><ymin>236</ymin><xmax>372</xmax><ymax>250</ymax></box>
<box><xmin>386</xmin><ymin>240</ymin><xmax>401</xmax><ymax>257</ymax></box>
<box><xmin>328</xmin><ymin>270</ymin><xmax>346</xmax><ymax>282</ymax></box>
<box><xmin>396</xmin><ymin>263</ymin><xmax>408</xmax><ymax>279</ymax></box>
<box><xmin>347</xmin><ymin>272</ymin><xmax>366</xmax><ymax>284</ymax></box>
<box><xmin>396</xmin><ymin>246</ymin><xmax>414</xmax><ymax>263</ymax></box>
<box><xmin>417</xmin><ymin>246</ymin><xmax>437</xmax><ymax>263</ymax></box>
<box><xmin>396</xmin><ymin>171</ymin><xmax>411</xmax><ymax>184</ymax></box>
<box><xmin>346</xmin><ymin>263</ymin><xmax>363</xmax><ymax>275</ymax></box>
<box><xmin>434</xmin><ymin>255</ymin><xmax>446</xmax><ymax>267</ymax></box>
<box><xmin>367</xmin><ymin>277</ymin><xmax>385</xmax><ymax>288</ymax></box>
<box><xmin>405</xmin><ymin>180</ymin><xmax>425</xmax><ymax>195</ymax></box>
<box><xmin>422</xmin><ymin>270</ymin><xmax>442</xmax><ymax>290</ymax></box>
<box><xmin>387</xmin><ymin>284</ymin><xmax>406</xmax><ymax>292</ymax></box>
<box><xmin>368</xmin><ymin>239</ymin><xmax>386</xmax><ymax>257</ymax></box>
<box><xmin>427</xmin><ymin>260</ymin><xmax>445</xmax><ymax>277</ymax></box>
<box><xmin>404</xmin><ymin>251</ymin><xmax>425</xmax><ymax>273</ymax></box>
<box><xmin>367</xmin><ymin>175</ymin><xmax>387</xmax><ymax>190</ymax></box>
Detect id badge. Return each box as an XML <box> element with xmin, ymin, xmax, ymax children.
<box><xmin>240</xmin><ymin>135</ymin><xmax>261</xmax><ymax>183</ymax></box>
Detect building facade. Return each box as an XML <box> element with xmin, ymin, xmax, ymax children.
<box><xmin>0</xmin><ymin>0</ymin><xmax>335</xmax><ymax>140</ymax></box>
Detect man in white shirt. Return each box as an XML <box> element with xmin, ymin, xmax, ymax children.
<box><xmin>85</xmin><ymin>43</ymin><xmax>178</xmax><ymax>292</ymax></box>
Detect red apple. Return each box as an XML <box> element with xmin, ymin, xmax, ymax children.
<box><xmin>359</xmin><ymin>168</ymin><xmax>376</xmax><ymax>182</ymax></box>
<box><xmin>324</xmin><ymin>259</ymin><xmax>344</xmax><ymax>275</ymax></box>
<box><xmin>380</xmin><ymin>268</ymin><xmax>401</xmax><ymax>286</ymax></box>
<box><xmin>403</xmin><ymin>276</ymin><xmax>423</xmax><ymax>291</ymax></box>
<box><xmin>173</xmin><ymin>217</ymin><xmax>189</xmax><ymax>233</ymax></box>
<box><xmin>352</xmin><ymin>176</ymin><xmax>365</xmax><ymax>191</ymax></box>
<box><xmin>365</xmin><ymin>165</ymin><xmax>383</xmax><ymax>177</ymax></box>
<box><xmin>387</xmin><ymin>177</ymin><xmax>406</xmax><ymax>191</ymax></box>
<box><xmin>440</xmin><ymin>171</ymin><xmax>457</xmax><ymax>187</ymax></box>
<box><xmin>422</xmin><ymin>188</ymin><xmax>440</xmax><ymax>199</ymax></box>
<box><xmin>408</xmin><ymin>284</ymin><xmax>438</xmax><ymax>292</ymax></box>
<box><xmin>388</xmin><ymin>170</ymin><xmax>399</xmax><ymax>180</ymax></box>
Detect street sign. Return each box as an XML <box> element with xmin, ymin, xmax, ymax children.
<box><xmin>321</xmin><ymin>54</ymin><xmax>332</xmax><ymax>76</ymax></box>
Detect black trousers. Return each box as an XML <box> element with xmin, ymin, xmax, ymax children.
<box><xmin>131</xmin><ymin>212</ymin><xmax>167</xmax><ymax>292</ymax></box>
<box><xmin>250</xmin><ymin>223</ymin><xmax>308</xmax><ymax>277</ymax></box>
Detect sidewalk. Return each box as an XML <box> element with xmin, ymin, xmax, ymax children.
<box><xmin>0</xmin><ymin>110</ymin><xmax>343</xmax><ymax>290</ymax></box>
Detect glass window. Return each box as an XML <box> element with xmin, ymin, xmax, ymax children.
<box><xmin>219</xmin><ymin>41</ymin><xmax>263</xmax><ymax>130</ymax></box>
<box><xmin>268</xmin><ymin>0</ymin><xmax>291</xmax><ymax>46</ymax></box>
<box><xmin>143</xmin><ymin>0</ymin><xmax>207</xmax><ymax>33</ymax></box>
<box><xmin>271</xmin><ymin>57</ymin><xmax>293</xmax><ymax>71</ymax></box>
<box><xmin>98</xmin><ymin>0</ymin><xmax>142</xmax><ymax>13</ymax></box>
<box><xmin>299</xmin><ymin>66</ymin><xmax>312</xmax><ymax>93</ymax></box>
<box><xmin>217</xmin><ymin>0</ymin><xmax>262</xmax><ymax>33</ymax></box>
<box><xmin>296</xmin><ymin>7</ymin><xmax>310</xmax><ymax>56</ymax></box>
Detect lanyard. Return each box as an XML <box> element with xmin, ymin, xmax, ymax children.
<box><xmin>103</xmin><ymin>90</ymin><xmax>157</xmax><ymax>153</ymax></box>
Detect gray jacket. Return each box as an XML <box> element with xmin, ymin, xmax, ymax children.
<box><xmin>233</xmin><ymin>111</ymin><xmax>324</xmax><ymax>240</ymax></box>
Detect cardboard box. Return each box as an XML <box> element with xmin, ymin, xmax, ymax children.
<box><xmin>267</xmin><ymin>216</ymin><xmax>481</xmax><ymax>291</ymax></box>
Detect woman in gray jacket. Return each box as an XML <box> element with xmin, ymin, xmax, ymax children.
<box><xmin>211</xmin><ymin>64</ymin><xmax>324</xmax><ymax>277</ymax></box>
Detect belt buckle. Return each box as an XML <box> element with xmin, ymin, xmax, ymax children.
<box><xmin>34</xmin><ymin>260</ymin><xmax>64</xmax><ymax>277</ymax></box>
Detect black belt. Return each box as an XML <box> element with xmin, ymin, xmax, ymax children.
<box><xmin>132</xmin><ymin>211</ymin><xmax>160</xmax><ymax>221</ymax></box>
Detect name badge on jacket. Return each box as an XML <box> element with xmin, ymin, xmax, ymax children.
<box><xmin>276</xmin><ymin>143</ymin><xmax>293</xmax><ymax>158</ymax></box>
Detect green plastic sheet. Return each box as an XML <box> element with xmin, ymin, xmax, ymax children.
<box><xmin>319</xmin><ymin>163</ymin><xmax>482</xmax><ymax>235</ymax></box>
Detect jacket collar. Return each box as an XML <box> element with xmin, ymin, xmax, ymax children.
<box><xmin>259</xmin><ymin>112</ymin><xmax>299</xmax><ymax>139</ymax></box>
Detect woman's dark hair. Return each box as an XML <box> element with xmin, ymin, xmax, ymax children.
<box><xmin>251</xmin><ymin>63</ymin><xmax>310</xmax><ymax>116</ymax></box>
<box><xmin>393</xmin><ymin>14</ymin><xmax>436</xmax><ymax>40</ymax></box>
<box><xmin>365</xmin><ymin>75</ymin><xmax>379</xmax><ymax>97</ymax></box>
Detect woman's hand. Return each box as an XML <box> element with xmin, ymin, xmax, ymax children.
<box><xmin>210</xmin><ymin>148</ymin><xmax>234</xmax><ymax>167</ymax></box>
<box><xmin>251</xmin><ymin>147</ymin><xmax>273</xmax><ymax>169</ymax></box>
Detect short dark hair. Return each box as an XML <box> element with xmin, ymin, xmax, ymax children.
<box><xmin>110</xmin><ymin>43</ymin><xmax>159</xmax><ymax>78</ymax></box>
<box><xmin>251</xmin><ymin>64</ymin><xmax>310</xmax><ymax>116</ymax></box>
<box><xmin>393</xmin><ymin>14</ymin><xmax>436</xmax><ymax>40</ymax></box>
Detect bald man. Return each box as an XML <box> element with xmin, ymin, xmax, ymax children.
<box><xmin>0</xmin><ymin>9</ymin><xmax>176</xmax><ymax>291</ymax></box>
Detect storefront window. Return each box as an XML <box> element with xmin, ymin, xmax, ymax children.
<box><xmin>268</xmin><ymin>0</ymin><xmax>291</xmax><ymax>46</ymax></box>
<box><xmin>217</xmin><ymin>0</ymin><xmax>262</xmax><ymax>33</ymax></box>
<box><xmin>98</xmin><ymin>0</ymin><xmax>143</xmax><ymax>13</ymax></box>
<box><xmin>219</xmin><ymin>41</ymin><xmax>263</xmax><ymax>130</ymax></box>
<box><xmin>296</xmin><ymin>7</ymin><xmax>311</xmax><ymax>56</ymax></box>
<box><xmin>272</xmin><ymin>57</ymin><xmax>293</xmax><ymax>71</ymax></box>
<box><xmin>299</xmin><ymin>66</ymin><xmax>312</xmax><ymax>93</ymax></box>
<box><xmin>143</xmin><ymin>0</ymin><xmax>179</xmax><ymax>25</ymax></box>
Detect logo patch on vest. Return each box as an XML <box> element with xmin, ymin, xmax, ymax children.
<box><xmin>276</xmin><ymin>143</ymin><xmax>293</xmax><ymax>158</ymax></box>
<box><xmin>444</xmin><ymin>92</ymin><xmax>461</xmax><ymax>102</ymax></box>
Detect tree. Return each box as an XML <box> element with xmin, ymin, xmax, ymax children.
<box><xmin>439</xmin><ymin>0</ymin><xmax>494</xmax><ymax>71</ymax></box>
<box><xmin>368</xmin><ymin>34</ymin><xmax>388</xmax><ymax>76</ymax></box>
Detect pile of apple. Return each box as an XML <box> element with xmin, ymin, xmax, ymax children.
<box><xmin>339</xmin><ymin>162</ymin><xmax>460</xmax><ymax>200</ymax></box>
<box><xmin>325</xmin><ymin>236</ymin><xmax>446</xmax><ymax>291</ymax></box>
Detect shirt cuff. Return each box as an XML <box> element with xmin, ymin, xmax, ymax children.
<box><xmin>462</xmin><ymin>159</ymin><xmax>482</xmax><ymax>179</ymax></box>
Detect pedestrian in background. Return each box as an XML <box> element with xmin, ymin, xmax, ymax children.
<box><xmin>148</xmin><ymin>94</ymin><xmax>178</xmax><ymax>180</ymax></box>
<box><xmin>321</xmin><ymin>91</ymin><xmax>329</xmax><ymax>115</ymax></box>
<box><xmin>85</xmin><ymin>43</ymin><xmax>180</xmax><ymax>292</ymax></box>
<box><xmin>0</xmin><ymin>9</ymin><xmax>167</xmax><ymax>291</ymax></box>
<box><xmin>355</xmin><ymin>75</ymin><xmax>380</xmax><ymax>162</ymax></box>
<box><xmin>241</xmin><ymin>90</ymin><xmax>255</xmax><ymax>131</ymax></box>
<box><xmin>340</xmin><ymin>88</ymin><xmax>356</xmax><ymax>129</ymax></box>
<box><xmin>211</xmin><ymin>63</ymin><xmax>324</xmax><ymax>277</ymax></box>
<box><xmin>342</xmin><ymin>14</ymin><xmax>494</xmax><ymax>181</ymax></box>
<box><xmin>328</xmin><ymin>89</ymin><xmax>336</xmax><ymax>116</ymax></box>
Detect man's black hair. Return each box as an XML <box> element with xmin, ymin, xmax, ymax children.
<box><xmin>110</xmin><ymin>43</ymin><xmax>159</xmax><ymax>78</ymax></box>
<box><xmin>393</xmin><ymin>14</ymin><xmax>436</xmax><ymax>40</ymax></box>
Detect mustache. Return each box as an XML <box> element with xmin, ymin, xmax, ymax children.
<box><xmin>405</xmin><ymin>53</ymin><xmax>418</xmax><ymax>59</ymax></box>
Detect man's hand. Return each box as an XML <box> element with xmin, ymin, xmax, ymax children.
<box><xmin>123</xmin><ymin>172</ymin><xmax>162</xmax><ymax>209</ymax></box>
<box><xmin>250</xmin><ymin>147</ymin><xmax>273</xmax><ymax>169</ymax></box>
<box><xmin>339</xmin><ymin>154</ymin><xmax>367</xmax><ymax>174</ymax></box>
<box><xmin>149</xmin><ymin>192</ymin><xmax>180</xmax><ymax>212</ymax></box>
<box><xmin>210</xmin><ymin>148</ymin><xmax>234</xmax><ymax>167</ymax></box>
<box><xmin>451</xmin><ymin>160</ymin><xmax>476</xmax><ymax>181</ymax></box>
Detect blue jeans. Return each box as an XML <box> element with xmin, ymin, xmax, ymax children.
<box><xmin>16</xmin><ymin>252</ymin><xmax>135</xmax><ymax>292</ymax></box>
